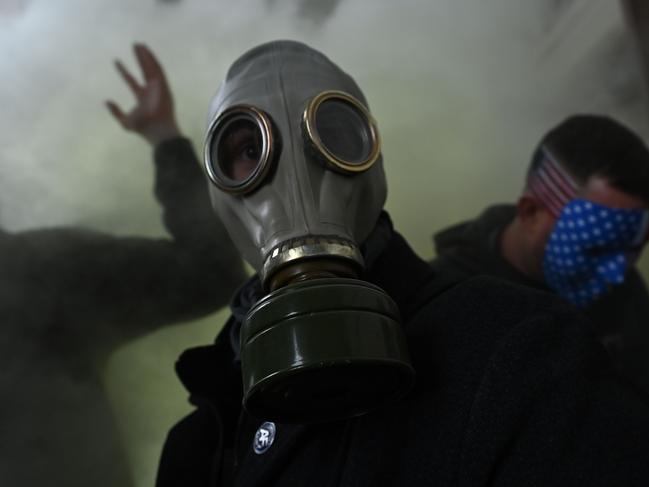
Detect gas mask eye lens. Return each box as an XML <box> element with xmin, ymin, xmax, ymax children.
<box><xmin>216</xmin><ymin>118</ymin><xmax>263</xmax><ymax>182</ymax></box>
<box><xmin>204</xmin><ymin>106</ymin><xmax>277</xmax><ymax>194</ymax></box>
<box><xmin>315</xmin><ymin>99</ymin><xmax>371</xmax><ymax>164</ymax></box>
<box><xmin>304</xmin><ymin>91</ymin><xmax>381</xmax><ymax>174</ymax></box>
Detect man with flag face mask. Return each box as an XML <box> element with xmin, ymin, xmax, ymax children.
<box><xmin>157</xmin><ymin>43</ymin><xmax>649</xmax><ymax>486</ymax></box>
<box><xmin>432</xmin><ymin>115</ymin><xmax>649</xmax><ymax>396</ymax></box>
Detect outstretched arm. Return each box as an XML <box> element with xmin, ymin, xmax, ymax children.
<box><xmin>106</xmin><ymin>43</ymin><xmax>241</xmax><ymax>261</ymax></box>
<box><xmin>12</xmin><ymin>224</ymin><xmax>243</xmax><ymax>344</ymax></box>
<box><xmin>19</xmin><ymin>44</ymin><xmax>247</xmax><ymax>345</ymax></box>
<box><xmin>0</xmin><ymin>44</ymin><xmax>244</xmax><ymax>356</ymax></box>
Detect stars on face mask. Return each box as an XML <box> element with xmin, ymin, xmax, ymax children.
<box><xmin>543</xmin><ymin>198</ymin><xmax>648</xmax><ymax>308</ymax></box>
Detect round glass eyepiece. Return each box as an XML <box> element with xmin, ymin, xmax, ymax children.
<box><xmin>304</xmin><ymin>91</ymin><xmax>381</xmax><ymax>173</ymax></box>
<box><xmin>315</xmin><ymin>99</ymin><xmax>372</xmax><ymax>165</ymax></box>
<box><xmin>205</xmin><ymin>106</ymin><xmax>277</xmax><ymax>194</ymax></box>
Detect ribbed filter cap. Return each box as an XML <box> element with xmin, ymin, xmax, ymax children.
<box><xmin>240</xmin><ymin>277</ymin><xmax>415</xmax><ymax>423</ymax></box>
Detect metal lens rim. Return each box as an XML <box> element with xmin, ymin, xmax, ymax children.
<box><xmin>204</xmin><ymin>105</ymin><xmax>274</xmax><ymax>195</ymax></box>
<box><xmin>303</xmin><ymin>90</ymin><xmax>381</xmax><ymax>174</ymax></box>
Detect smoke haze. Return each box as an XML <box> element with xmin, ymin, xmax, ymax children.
<box><xmin>1</xmin><ymin>0</ymin><xmax>647</xmax><ymax>485</ymax></box>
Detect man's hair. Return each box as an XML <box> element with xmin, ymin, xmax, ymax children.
<box><xmin>529</xmin><ymin>115</ymin><xmax>649</xmax><ymax>204</ymax></box>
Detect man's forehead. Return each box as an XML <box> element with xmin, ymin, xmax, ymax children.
<box><xmin>579</xmin><ymin>176</ymin><xmax>648</xmax><ymax>210</ymax></box>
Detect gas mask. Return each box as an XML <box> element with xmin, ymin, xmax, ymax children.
<box><xmin>204</xmin><ymin>41</ymin><xmax>414</xmax><ymax>423</ymax></box>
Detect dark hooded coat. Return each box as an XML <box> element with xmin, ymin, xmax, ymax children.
<box><xmin>156</xmin><ymin>214</ymin><xmax>649</xmax><ymax>487</ymax></box>
<box><xmin>432</xmin><ymin>204</ymin><xmax>649</xmax><ymax>397</ymax></box>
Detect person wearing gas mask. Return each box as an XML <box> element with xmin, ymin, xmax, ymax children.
<box><xmin>432</xmin><ymin>115</ymin><xmax>649</xmax><ymax>397</ymax></box>
<box><xmin>0</xmin><ymin>44</ymin><xmax>245</xmax><ymax>487</ymax></box>
<box><xmin>156</xmin><ymin>41</ymin><xmax>649</xmax><ymax>486</ymax></box>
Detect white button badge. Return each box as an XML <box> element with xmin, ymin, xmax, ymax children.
<box><xmin>253</xmin><ymin>421</ymin><xmax>276</xmax><ymax>455</ymax></box>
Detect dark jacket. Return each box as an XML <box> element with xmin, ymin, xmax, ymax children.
<box><xmin>0</xmin><ymin>138</ymin><xmax>245</xmax><ymax>487</ymax></box>
<box><xmin>157</xmin><ymin>218</ymin><xmax>649</xmax><ymax>486</ymax></box>
<box><xmin>432</xmin><ymin>204</ymin><xmax>649</xmax><ymax>397</ymax></box>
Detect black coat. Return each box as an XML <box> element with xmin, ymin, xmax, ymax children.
<box><xmin>157</xmin><ymin>222</ymin><xmax>649</xmax><ymax>486</ymax></box>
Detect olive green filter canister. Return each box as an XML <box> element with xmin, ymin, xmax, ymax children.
<box><xmin>240</xmin><ymin>278</ymin><xmax>415</xmax><ymax>423</ymax></box>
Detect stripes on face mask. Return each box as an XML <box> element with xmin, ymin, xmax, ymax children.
<box><xmin>525</xmin><ymin>146</ymin><xmax>579</xmax><ymax>217</ymax></box>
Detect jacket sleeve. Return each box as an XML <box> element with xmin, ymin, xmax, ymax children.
<box><xmin>10</xmin><ymin>137</ymin><xmax>245</xmax><ymax>346</ymax></box>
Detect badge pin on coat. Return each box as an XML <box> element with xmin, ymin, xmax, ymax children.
<box><xmin>253</xmin><ymin>421</ymin><xmax>276</xmax><ymax>454</ymax></box>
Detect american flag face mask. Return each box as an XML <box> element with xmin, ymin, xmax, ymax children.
<box><xmin>528</xmin><ymin>147</ymin><xmax>649</xmax><ymax>308</ymax></box>
<box><xmin>543</xmin><ymin>199</ymin><xmax>649</xmax><ymax>308</ymax></box>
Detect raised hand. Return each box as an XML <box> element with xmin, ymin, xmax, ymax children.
<box><xmin>106</xmin><ymin>43</ymin><xmax>181</xmax><ymax>146</ymax></box>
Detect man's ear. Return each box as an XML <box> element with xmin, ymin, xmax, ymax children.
<box><xmin>515</xmin><ymin>194</ymin><xmax>558</xmax><ymax>250</ymax></box>
<box><xmin>515</xmin><ymin>194</ymin><xmax>544</xmax><ymax>225</ymax></box>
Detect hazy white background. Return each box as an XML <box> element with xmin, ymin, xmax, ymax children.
<box><xmin>1</xmin><ymin>0</ymin><xmax>647</xmax><ymax>484</ymax></box>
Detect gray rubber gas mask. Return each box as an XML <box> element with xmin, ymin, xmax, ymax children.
<box><xmin>204</xmin><ymin>41</ymin><xmax>413</xmax><ymax>423</ymax></box>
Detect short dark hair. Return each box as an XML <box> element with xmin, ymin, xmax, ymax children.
<box><xmin>529</xmin><ymin>115</ymin><xmax>649</xmax><ymax>204</ymax></box>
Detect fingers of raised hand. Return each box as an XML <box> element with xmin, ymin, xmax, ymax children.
<box><xmin>115</xmin><ymin>59</ymin><xmax>143</xmax><ymax>97</ymax></box>
<box><xmin>105</xmin><ymin>100</ymin><xmax>129</xmax><ymax>127</ymax></box>
<box><xmin>134</xmin><ymin>43</ymin><xmax>165</xmax><ymax>84</ymax></box>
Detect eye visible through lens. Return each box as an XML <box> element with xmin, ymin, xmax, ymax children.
<box><xmin>315</xmin><ymin>99</ymin><xmax>372</xmax><ymax>165</ymax></box>
<box><xmin>215</xmin><ymin>117</ymin><xmax>263</xmax><ymax>182</ymax></box>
